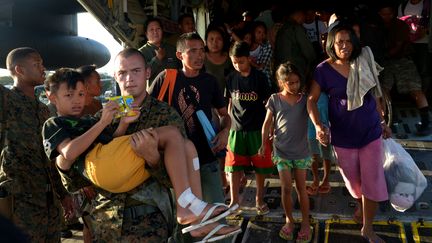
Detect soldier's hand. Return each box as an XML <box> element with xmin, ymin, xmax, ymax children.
<box><xmin>81</xmin><ymin>186</ymin><xmax>96</xmax><ymax>200</ymax></box>
<box><xmin>61</xmin><ymin>195</ymin><xmax>75</xmax><ymax>220</ymax></box>
<box><xmin>120</xmin><ymin>110</ymin><xmax>141</xmax><ymax>124</ymax></box>
<box><xmin>130</xmin><ymin>128</ymin><xmax>161</xmax><ymax>168</ymax></box>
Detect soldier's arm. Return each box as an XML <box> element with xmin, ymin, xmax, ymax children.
<box><xmin>164</xmin><ymin>105</ymin><xmax>186</xmax><ymax>137</ymax></box>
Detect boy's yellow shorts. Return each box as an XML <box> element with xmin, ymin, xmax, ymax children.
<box><xmin>85</xmin><ymin>135</ymin><xmax>150</xmax><ymax>193</ymax></box>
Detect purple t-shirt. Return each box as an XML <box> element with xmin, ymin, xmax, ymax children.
<box><xmin>314</xmin><ymin>61</ymin><xmax>382</xmax><ymax>148</ymax></box>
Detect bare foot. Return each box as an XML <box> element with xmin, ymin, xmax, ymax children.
<box><xmin>353</xmin><ymin>205</ymin><xmax>363</xmax><ymax>224</ymax></box>
<box><xmin>177</xmin><ymin>203</ymin><xmax>227</xmax><ymax>225</ymax></box>
<box><xmin>318</xmin><ymin>181</ymin><xmax>331</xmax><ymax>194</ymax></box>
<box><xmin>189</xmin><ymin>222</ymin><xmax>240</xmax><ymax>238</ymax></box>
<box><xmin>306</xmin><ymin>181</ymin><xmax>319</xmax><ymax>196</ymax></box>
<box><xmin>361</xmin><ymin>229</ymin><xmax>385</xmax><ymax>243</ymax></box>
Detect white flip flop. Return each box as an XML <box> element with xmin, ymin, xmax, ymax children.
<box><xmin>194</xmin><ymin>224</ymin><xmax>242</xmax><ymax>243</ymax></box>
<box><xmin>182</xmin><ymin>203</ymin><xmax>239</xmax><ymax>234</ymax></box>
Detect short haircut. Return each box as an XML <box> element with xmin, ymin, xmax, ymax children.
<box><xmin>176</xmin><ymin>32</ymin><xmax>203</xmax><ymax>52</ymax></box>
<box><xmin>178</xmin><ymin>13</ymin><xmax>194</xmax><ymax>25</ymax></box>
<box><xmin>114</xmin><ymin>48</ymin><xmax>147</xmax><ymax>66</ymax></box>
<box><xmin>326</xmin><ymin>24</ymin><xmax>361</xmax><ymax>61</ymax></box>
<box><xmin>229</xmin><ymin>41</ymin><xmax>250</xmax><ymax>58</ymax></box>
<box><xmin>45</xmin><ymin>68</ymin><xmax>84</xmax><ymax>95</ymax></box>
<box><xmin>76</xmin><ymin>64</ymin><xmax>97</xmax><ymax>80</ymax></box>
<box><xmin>6</xmin><ymin>47</ymin><xmax>39</xmax><ymax>74</ymax></box>
<box><xmin>145</xmin><ymin>17</ymin><xmax>163</xmax><ymax>32</ymax></box>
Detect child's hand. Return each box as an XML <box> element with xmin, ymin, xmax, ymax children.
<box><xmin>258</xmin><ymin>145</ymin><xmax>266</xmax><ymax>157</ymax></box>
<box><xmin>100</xmin><ymin>100</ymin><xmax>119</xmax><ymax>126</ymax></box>
<box><xmin>316</xmin><ymin>124</ymin><xmax>329</xmax><ymax>146</ymax></box>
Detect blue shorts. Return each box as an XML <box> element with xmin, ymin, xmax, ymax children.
<box><xmin>308</xmin><ymin>138</ymin><xmax>334</xmax><ymax>161</ymax></box>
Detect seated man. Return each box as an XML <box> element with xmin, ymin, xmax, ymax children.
<box><xmin>378</xmin><ymin>4</ymin><xmax>431</xmax><ymax>136</ymax></box>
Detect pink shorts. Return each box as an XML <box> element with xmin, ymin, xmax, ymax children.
<box><xmin>334</xmin><ymin>138</ymin><xmax>388</xmax><ymax>202</ymax></box>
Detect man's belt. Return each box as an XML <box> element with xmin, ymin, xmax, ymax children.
<box><xmin>123</xmin><ymin>204</ymin><xmax>158</xmax><ymax>219</ymax></box>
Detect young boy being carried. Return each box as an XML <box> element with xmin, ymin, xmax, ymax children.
<box><xmin>42</xmin><ymin>68</ymin><xmax>240</xmax><ymax>240</ymax></box>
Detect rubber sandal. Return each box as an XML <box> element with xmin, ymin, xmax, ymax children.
<box><xmin>279</xmin><ymin>224</ymin><xmax>294</xmax><ymax>240</ymax></box>
<box><xmin>182</xmin><ymin>204</ymin><xmax>239</xmax><ymax>234</ymax></box>
<box><xmin>306</xmin><ymin>184</ymin><xmax>318</xmax><ymax>196</ymax></box>
<box><xmin>256</xmin><ymin>203</ymin><xmax>270</xmax><ymax>215</ymax></box>
<box><xmin>194</xmin><ymin>224</ymin><xmax>242</xmax><ymax>243</ymax></box>
<box><xmin>296</xmin><ymin>226</ymin><xmax>313</xmax><ymax>243</ymax></box>
<box><xmin>318</xmin><ymin>183</ymin><xmax>331</xmax><ymax>194</ymax></box>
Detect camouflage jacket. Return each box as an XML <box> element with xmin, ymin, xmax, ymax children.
<box><xmin>0</xmin><ymin>86</ymin><xmax>66</xmax><ymax>206</ymax></box>
<box><xmin>58</xmin><ymin>94</ymin><xmax>185</xmax><ymax>241</ymax></box>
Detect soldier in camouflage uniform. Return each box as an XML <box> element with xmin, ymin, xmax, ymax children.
<box><xmin>0</xmin><ymin>47</ymin><xmax>67</xmax><ymax>242</ymax></box>
<box><xmin>57</xmin><ymin>48</ymin><xmax>186</xmax><ymax>242</ymax></box>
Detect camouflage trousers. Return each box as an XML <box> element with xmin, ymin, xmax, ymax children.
<box><xmin>91</xmin><ymin>210</ymin><xmax>169</xmax><ymax>243</ymax></box>
<box><xmin>12</xmin><ymin>194</ymin><xmax>61</xmax><ymax>243</ymax></box>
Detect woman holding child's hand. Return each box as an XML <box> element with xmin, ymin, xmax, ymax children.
<box><xmin>307</xmin><ymin>24</ymin><xmax>388</xmax><ymax>243</ymax></box>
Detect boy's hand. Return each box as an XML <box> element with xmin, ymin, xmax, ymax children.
<box><xmin>258</xmin><ymin>145</ymin><xmax>266</xmax><ymax>157</ymax></box>
<box><xmin>100</xmin><ymin>101</ymin><xmax>119</xmax><ymax>126</ymax></box>
<box><xmin>211</xmin><ymin>129</ymin><xmax>228</xmax><ymax>153</ymax></box>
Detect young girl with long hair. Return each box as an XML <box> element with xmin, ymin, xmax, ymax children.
<box><xmin>259</xmin><ymin>62</ymin><xmax>312</xmax><ymax>242</ymax></box>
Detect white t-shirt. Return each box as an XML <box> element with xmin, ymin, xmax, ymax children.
<box><xmin>398</xmin><ymin>0</ymin><xmax>429</xmax><ymax>43</ymax></box>
<box><xmin>249</xmin><ymin>45</ymin><xmax>261</xmax><ymax>60</ymax></box>
<box><xmin>303</xmin><ymin>20</ymin><xmax>328</xmax><ymax>43</ymax></box>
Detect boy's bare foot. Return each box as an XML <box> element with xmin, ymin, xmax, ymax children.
<box><xmin>189</xmin><ymin>222</ymin><xmax>240</xmax><ymax>239</ymax></box>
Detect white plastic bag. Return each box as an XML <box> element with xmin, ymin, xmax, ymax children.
<box><xmin>383</xmin><ymin>139</ymin><xmax>427</xmax><ymax>212</ymax></box>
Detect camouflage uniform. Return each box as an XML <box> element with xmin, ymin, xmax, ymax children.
<box><xmin>58</xmin><ymin>94</ymin><xmax>185</xmax><ymax>242</ymax></box>
<box><xmin>0</xmin><ymin>86</ymin><xmax>64</xmax><ymax>242</ymax></box>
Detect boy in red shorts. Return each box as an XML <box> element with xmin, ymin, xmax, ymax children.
<box><xmin>224</xmin><ymin>41</ymin><xmax>274</xmax><ymax>214</ymax></box>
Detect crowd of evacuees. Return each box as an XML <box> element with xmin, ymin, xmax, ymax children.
<box><xmin>0</xmin><ymin>0</ymin><xmax>431</xmax><ymax>242</ymax></box>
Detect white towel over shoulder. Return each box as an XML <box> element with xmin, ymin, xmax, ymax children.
<box><xmin>347</xmin><ymin>46</ymin><xmax>383</xmax><ymax>111</ymax></box>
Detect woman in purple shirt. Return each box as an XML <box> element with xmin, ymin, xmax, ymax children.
<box><xmin>307</xmin><ymin>24</ymin><xmax>391</xmax><ymax>243</ymax></box>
